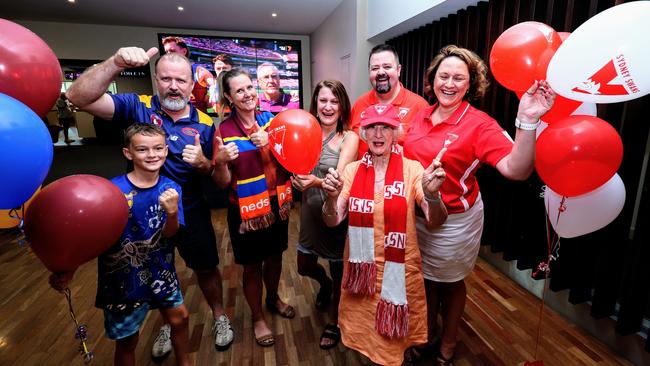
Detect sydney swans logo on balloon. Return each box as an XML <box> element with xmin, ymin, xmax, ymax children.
<box><xmin>572</xmin><ymin>54</ymin><xmax>640</xmax><ymax>96</ymax></box>
<box><xmin>268</xmin><ymin>125</ymin><xmax>287</xmax><ymax>160</ymax></box>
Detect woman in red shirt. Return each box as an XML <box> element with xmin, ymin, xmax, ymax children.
<box><xmin>403</xmin><ymin>45</ymin><xmax>555</xmax><ymax>365</ymax></box>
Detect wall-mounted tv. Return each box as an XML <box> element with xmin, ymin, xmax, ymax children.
<box><xmin>157</xmin><ymin>33</ymin><xmax>302</xmax><ymax>116</ymax></box>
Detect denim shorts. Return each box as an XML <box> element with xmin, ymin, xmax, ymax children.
<box><xmin>103</xmin><ymin>289</ymin><xmax>184</xmax><ymax>340</ymax></box>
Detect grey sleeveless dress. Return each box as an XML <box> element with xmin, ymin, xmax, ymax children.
<box><xmin>298</xmin><ymin>132</ymin><xmax>349</xmax><ymax>260</ymax></box>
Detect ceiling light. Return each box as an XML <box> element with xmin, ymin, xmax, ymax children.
<box><xmin>178</xmin><ymin>6</ymin><xmax>184</xmax><ymax>11</ymax></box>
<box><xmin>271</xmin><ymin>12</ymin><xmax>277</xmax><ymax>17</ymax></box>
<box><xmin>68</xmin><ymin>0</ymin><xmax>75</xmax><ymax>3</ymax></box>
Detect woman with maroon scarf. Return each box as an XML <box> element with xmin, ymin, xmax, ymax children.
<box><xmin>320</xmin><ymin>103</ymin><xmax>447</xmax><ymax>365</ymax></box>
<box><xmin>212</xmin><ymin>68</ymin><xmax>294</xmax><ymax>347</ymax></box>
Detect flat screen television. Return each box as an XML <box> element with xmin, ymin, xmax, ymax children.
<box><xmin>157</xmin><ymin>33</ymin><xmax>302</xmax><ymax>116</ymax></box>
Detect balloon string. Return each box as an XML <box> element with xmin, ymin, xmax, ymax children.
<box><xmin>533</xmin><ymin>264</ymin><xmax>551</xmax><ymax>359</ymax></box>
<box><xmin>11</xmin><ymin>206</ymin><xmax>28</xmax><ymax>247</ymax></box>
<box><xmin>532</xmin><ymin>190</ymin><xmax>565</xmax><ymax>360</ymax></box>
<box><xmin>64</xmin><ymin>288</ymin><xmax>94</xmax><ymax>364</ymax></box>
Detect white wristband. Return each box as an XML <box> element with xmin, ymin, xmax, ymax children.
<box><xmin>515</xmin><ymin>118</ymin><xmax>541</xmax><ymax>131</ymax></box>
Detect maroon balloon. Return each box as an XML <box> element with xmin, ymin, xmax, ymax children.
<box><xmin>267</xmin><ymin>109</ymin><xmax>322</xmax><ymax>174</ymax></box>
<box><xmin>24</xmin><ymin>175</ymin><xmax>129</xmax><ymax>272</ymax></box>
<box><xmin>0</xmin><ymin>19</ymin><xmax>62</xmax><ymax>117</ymax></box>
<box><xmin>536</xmin><ymin>115</ymin><xmax>623</xmax><ymax>197</ymax></box>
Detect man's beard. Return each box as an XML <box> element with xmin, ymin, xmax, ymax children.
<box><xmin>374</xmin><ymin>77</ymin><xmax>392</xmax><ymax>94</ymax></box>
<box><xmin>160</xmin><ymin>93</ymin><xmax>190</xmax><ymax>111</ymax></box>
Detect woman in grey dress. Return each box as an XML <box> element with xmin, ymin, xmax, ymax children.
<box><xmin>292</xmin><ymin>80</ymin><xmax>359</xmax><ymax>349</ymax></box>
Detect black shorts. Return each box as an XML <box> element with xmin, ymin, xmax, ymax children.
<box><xmin>227</xmin><ymin>199</ymin><xmax>288</xmax><ymax>265</ymax></box>
<box><xmin>170</xmin><ymin>205</ymin><xmax>219</xmax><ymax>270</ymax></box>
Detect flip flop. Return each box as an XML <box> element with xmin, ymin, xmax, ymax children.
<box><xmin>265</xmin><ymin>298</ymin><xmax>296</xmax><ymax>319</ymax></box>
<box><xmin>255</xmin><ymin>333</ymin><xmax>275</xmax><ymax>347</ymax></box>
<box><xmin>319</xmin><ymin>324</ymin><xmax>340</xmax><ymax>350</ymax></box>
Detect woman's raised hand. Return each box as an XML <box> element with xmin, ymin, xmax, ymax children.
<box><xmin>517</xmin><ymin>80</ymin><xmax>556</xmax><ymax>123</ymax></box>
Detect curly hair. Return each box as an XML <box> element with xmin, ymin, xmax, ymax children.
<box><xmin>423</xmin><ymin>45</ymin><xmax>489</xmax><ymax>103</ymax></box>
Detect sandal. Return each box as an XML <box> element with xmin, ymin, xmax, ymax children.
<box><xmin>435</xmin><ymin>340</ymin><xmax>455</xmax><ymax>366</ymax></box>
<box><xmin>315</xmin><ymin>281</ymin><xmax>332</xmax><ymax>311</ymax></box>
<box><xmin>255</xmin><ymin>333</ymin><xmax>275</xmax><ymax>347</ymax></box>
<box><xmin>265</xmin><ymin>298</ymin><xmax>296</xmax><ymax>319</ymax></box>
<box><xmin>436</xmin><ymin>353</ymin><xmax>454</xmax><ymax>366</ymax></box>
<box><xmin>404</xmin><ymin>343</ymin><xmax>435</xmax><ymax>363</ymax></box>
<box><xmin>319</xmin><ymin>323</ymin><xmax>340</xmax><ymax>350</ymax></box>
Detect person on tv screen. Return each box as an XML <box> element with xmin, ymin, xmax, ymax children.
<box><xmin>208</xmin><ymin>54</ymin><xmax>234</xmax><ymax>114</ymax></box>
<box><xmin>162</xmin><ymin>36</ymin><xmax>212</xmax><ymax>113</ymax></box>
<box><xmin>256</xmin><ymin>62</ymin><xmax>299</xmax><ymax>113</ymax></box>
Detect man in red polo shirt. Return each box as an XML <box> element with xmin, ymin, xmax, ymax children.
<box><xmin>350</xmin><ymin>44</ymin><xmax>429</xmax><ymax>157</ymax></box>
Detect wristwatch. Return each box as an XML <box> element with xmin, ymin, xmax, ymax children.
<box><xmin>515</xmin><ymin>118</ymin><xmax>541</xmax><ymax>130</ymax></box>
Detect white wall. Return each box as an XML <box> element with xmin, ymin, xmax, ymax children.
<box><xmin>310</xmin><ymin>0</ymin><xmax>377</xmax><ymax>102</ymax></box>
<box><xmin>15</xmin><ymin>20</ymin><xmax>312</xmax><ymax>108</ymax></box>
<box><xmin>367</xmin><ymin>0</ymin><xmax>480</xmax><ymax>42</ymax></box>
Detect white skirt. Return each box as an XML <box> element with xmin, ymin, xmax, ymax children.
<box><xmin>416</xmin><ymin>195</ymin><xmax>484</xmax><ymax>282</ymax></box>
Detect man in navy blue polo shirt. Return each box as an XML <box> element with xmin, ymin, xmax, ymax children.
<box><xmin>66</xmin><ymin>46</ymin><xmax>234</xmax><ymax>358</ymax></box>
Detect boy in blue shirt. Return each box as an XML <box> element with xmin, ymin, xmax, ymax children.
<box><xmin>50</xmin><ymin>123</ymin><xmax>190</xmax><ymax>365</ymax></box>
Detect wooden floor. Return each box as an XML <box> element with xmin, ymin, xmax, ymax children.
<box><xmin>0</xmin><ymin>206</ymin><xmax>632</xmax><ymax>366</ymax></box>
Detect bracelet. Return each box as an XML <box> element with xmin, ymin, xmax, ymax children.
<box><xmin>322</xmin><ymin>204</ymin><xmax>338</xmax><ymax>217</ymax></box>
<box><xmin>424</xmin><ymin>192</ymin><xmax>441</xmax><ymax>204</ymax></box>
<box><xmin>515</xmin><ymin>118</ymin><xmax>541</xmax><ymax>131</ymax></box>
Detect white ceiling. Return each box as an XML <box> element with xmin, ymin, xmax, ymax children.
<box><xmin>2</xmin><ymin>0</ymin><xmax>343</xmax><ymax>35</ymax></box>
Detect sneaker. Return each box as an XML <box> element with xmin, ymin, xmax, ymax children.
<box><xmin>151</xmin><ymin>324</ymin><xmax>172</xmax><ymax>361</ymax></box>
<box><xmin>213</xmin><ymin>314</ymin><xmax>234</xmax><ymax>351</ymax></box>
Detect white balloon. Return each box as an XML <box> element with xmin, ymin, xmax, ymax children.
<box><xmin>536</xmin><ymin>121</ymin><xmax>549</xmax><ymax>140</ymax></box>
<box><xmin>572</xmin><ymin>102</ymin><xmax>597</xmax><ymax>116</ymax></box>
<box><xmin>544</xmin><ymin>174</ymin><xmax>625</xmax><ymax>238</ymax></box>
<box><xmin>547</xmin><ymin>2</ymin><xmax>650</xmax><ymax>103</ymax></box>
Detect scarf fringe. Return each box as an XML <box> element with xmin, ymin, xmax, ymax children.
<box><xmin>278</xmin><ymin>200</ymin><xmax>293</xmax><ymax>221</ymax></box>
<box><xmin>342</xmin><ymin>261</ymin><xmax>376</xmax><ymax>295</ymax></box>
<box><xmin>375</xmin><ymin>299</ymin><xmax>409</xmax><ymax>338</ymax></box>
<box><xmin>239</xmin><ymin>211</ymin><xmax>276</xmax><ymax>234</ymax></box>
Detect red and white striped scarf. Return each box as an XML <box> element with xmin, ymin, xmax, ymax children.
<box><xmin>345</xmin><ymin>147</ymin><xmax>409</xmax><ymax>338</ymax></box>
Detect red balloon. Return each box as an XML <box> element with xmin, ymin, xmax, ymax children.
<box><xmin>490</xmin><ymin>21</ymin><xmax>562</xmax><ymax>92</ymax></box>
<box><xmin>24</xmin><ymin>175</ymin><xmax>129</xmax><ymax>272</ymax></box>
<box><xmin>267</xmin><ymin>109</ymin><xmax>322</xmax><ymax>174</ymax></box>
<box><xmin>536</xmin><ymin>115</ymin><xmax>623</xmax><ymax>197</ymax></box>
<box><xmin>0</xmin><ymin>19</ymin><xmax>62</xmax><ymax>117</ymax></box>
<box><xmin>515</xmin><ymin>90</ymin><xmax>582</xmax><ymax>124</ymax></box>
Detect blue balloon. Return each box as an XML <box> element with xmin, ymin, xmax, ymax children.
<box><xmin>0</xmin><ymin>93</ymin><xmax>53</xmax><ymax>209</ymax></box>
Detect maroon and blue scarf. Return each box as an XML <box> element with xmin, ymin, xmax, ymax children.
<box><xmin>219</xmin><ymin>111</ymin><xmax>292</xmax><ymax>233</ymax></box>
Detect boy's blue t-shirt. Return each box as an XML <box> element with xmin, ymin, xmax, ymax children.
<box><xmin>95</xmin><ymin>174</ymin><xmax>185</xmax><ymax>312</ymax></box>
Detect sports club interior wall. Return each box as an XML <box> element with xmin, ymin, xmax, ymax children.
<box><xmin>14</xmin><ymin>20</ymin><xmax>312</xmax><ymax>110</ymax></box>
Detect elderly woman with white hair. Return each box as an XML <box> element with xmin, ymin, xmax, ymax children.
<box><xmin>320</xmin><ymin>103</ymin><xmax>448</xmax><ymax>366</ymax></box>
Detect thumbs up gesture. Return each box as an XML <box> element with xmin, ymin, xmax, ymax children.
<box><xmin>213</xmin><ymin>136</ymin><xmax>239</xmax><ymax>165</ymax></box>
<box><xmin>183</xmin><ymin>133</ymin><xmax>208</xmax><ymax>169</ymax></box>
<box><xmin>250</xmin><ymin>128</ymin><xmax>268</xmax><ymax>148</ymax></box>
<box><xmin>113</xmin><ymin>46</ymin><xmax>159</xmax><ymax>69</ymax></box>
